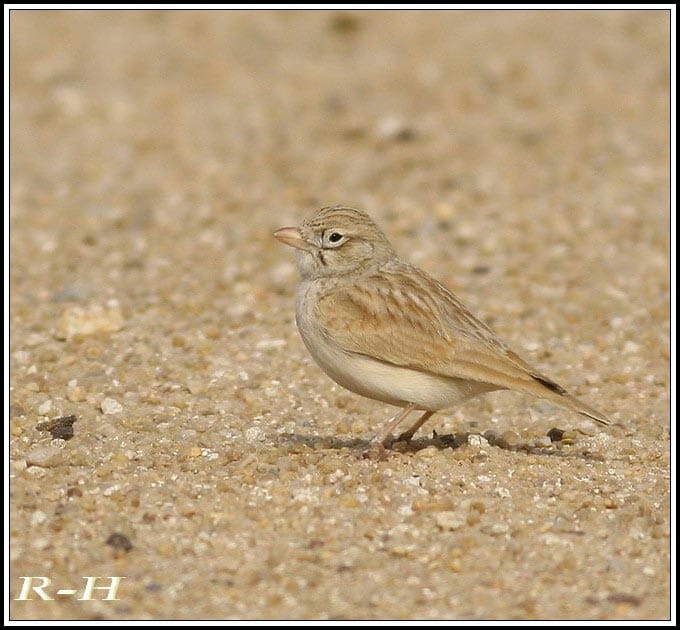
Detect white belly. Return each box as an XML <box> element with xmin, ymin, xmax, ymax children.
<box><xmin>295</xmin><ymin>283</ymin><xmax>494</xmax><ymax>410</ymax></box>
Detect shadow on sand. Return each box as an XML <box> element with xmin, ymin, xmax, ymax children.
<box><xmin>273</xmin><ymin>430</ymin><xmax>607</xmax><ymax>461</ymax></box>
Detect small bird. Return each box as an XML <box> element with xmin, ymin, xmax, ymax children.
<box><xmin>274</xmin><ymin>205</ymin><xmax>609</xmax><ymax>454</ymax></box>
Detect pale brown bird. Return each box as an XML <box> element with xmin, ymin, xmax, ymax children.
<box><xmin>274</xmin><ymin>205</ymin><xmax>609</xmax><ymax>454</ymax></box>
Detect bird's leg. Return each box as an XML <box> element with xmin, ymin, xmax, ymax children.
<box><xmin>362</xmin><ymin>404</ymin><xmax>417</xmax><ymax>459</ymax></box>
<box><xmin>395</xmin><ymin>410</ymin><xmax>435</xmax><ymax>443</ymax></box>
<box><xmin>371</xmin><ymin>403</ymin><xmax>418</xmax><ymax>446</ymax></box>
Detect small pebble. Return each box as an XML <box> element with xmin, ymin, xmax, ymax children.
<box><xmin>106</xmin><ymin>532</ymin><xmax>133</xmax><ymax>553</ymax></box>
<box><xmin>30</xmin><ymin>510</ymin><xmax>48</xmax><ymax>527</ymax></box>
<box><xmin>102</xmin><ymin>483</ymin><xmax>123</xmax><ymax>497</ymax></box>
<box><xmin>101</xmin><ymin>398</ymin><xmax>123</xmax><ymax>414</ymax></box>
<box><xmin>415</xmin><ymin>445</ymin><xmax>439</xmax><ymax>458</ymax></box>
<box><xmin>483</xmin><ymin>429</ymin><xmax>498</xmax><ymax>444</ymax></box>
<box><xmin>67</xmin><ymin>385</ymin><xmax>86</xmax><ymax>402</ymax></box>
<box><xmin>486</xmin><ymin>523</ymin><xmax>509</xmax><ymax>536</ymax></box>
<box><xmin>412</xmin><ymin>499</ymin><xmax>454</xmax><ymax>512</ymax></box>
<box><xmin>244</xmin><ymin>426</ymin><xmax>267</xmax><ymax>442</ymax></box>
<box><xmin>56</xmin><ymin>304</ymin><xmax>124</xmax><ymax>340</ymax></box>
<box><xmin>376</xmin><ymin>115</ymin><xmax>418</xmax><ymax>142</ymax></box>
<box><xmin>36</xmin><ymin>415</ymin><xmax>77</xmax><ymax>440</ymax></box>
<box><xmin>255</xmin><ymin>339</ymin><xmax>287</xmax><ymax>350</ymax></box>
<box><xmin>467</xmin><ymin>434</ymin><xmax>490</xmax><ymax>449</ymax></box>
<box><xmin>26</xmin><ymin>445</ymin><xmax>63</xmax><ymax>468</ymax></box>
<box><xmin>500</xmin><ymin>430</ymin><xmax>522</xmax><ymax>448</ymax></box>
<box><xmin>37</xmin><ymin>400</ymin><xmax>53</xmax><ymax>415</ymax></box>
<box><xmin>434</xmin><ymin>511</ymin><xmax>466</xmax><ymax>531</ymax></box>
<box><xmin>185</xmin><ymin>446</ymin><xmax>202</xmax><ymax>458</ymax></box>
<box><xmin>623</xmin><ymin>340</ymin><xmax>641</xmax><ymax>354</ymax></box>
<box><xmin>31</xmin><ymin>537</ymin><xmax>50</xmax><ymax>551</ymax></box>
<box><xmin>547</xmin><ymin>428</ymin><xmax>565</xmax><ymax>442</ymax></box>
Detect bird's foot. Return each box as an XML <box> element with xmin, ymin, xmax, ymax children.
<box><xmin>361</xmin><ymin>441</ymin><xmax>390</xmax><ymax>461</ymax></box>
<box><xmin>394</xmin><ymin>430</ymin><xmax>415</xmax><ymax>444</ymax></box>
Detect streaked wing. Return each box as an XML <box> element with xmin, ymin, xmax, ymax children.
<box><xmin>315</xmin><ymin>262</ymin><xmax>557</xmax><ymax>389</ymax></box>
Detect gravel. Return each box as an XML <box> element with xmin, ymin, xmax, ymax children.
<box><xmin>9</xmin><ymin>10</ymin><xmax>669</xmax><ymax>621</ymax></box>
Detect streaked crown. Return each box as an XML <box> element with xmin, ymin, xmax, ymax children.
<box><xmin>296</xmin><ymin>205</ymin><xmax>397</xmax><ymax>278</ymax></box>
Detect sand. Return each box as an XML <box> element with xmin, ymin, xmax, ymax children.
<box><xmin>9</xmin><ymin>9</ymin><xmax>670</xmax><ymax>620</ymax></box>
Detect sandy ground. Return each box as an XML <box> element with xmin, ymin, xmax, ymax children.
<box><xmin>9</xmin><ymin>10</ymin><xmax>670</xmax><ymax>620</ymax></box>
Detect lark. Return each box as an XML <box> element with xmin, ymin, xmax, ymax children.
<box><xmin>274</xmin><ymin>205</ymin><xmax>609</xmax><ymax>454</ymax></box>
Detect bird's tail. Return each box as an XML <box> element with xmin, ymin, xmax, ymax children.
<box><xmin>527</xmin><ymin>374</ymin><xmax>610</xmax><ymax>425</ymax></box>
<box><xmin>559</xmin><ymin>391</ymin><xmax>610</xmax><ymax>425</ymax></box>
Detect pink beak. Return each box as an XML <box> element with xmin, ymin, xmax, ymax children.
<box><xmin>273</xmin><ymin>227</ymin><xmax>313</xmax><ymax>252</ymax></box>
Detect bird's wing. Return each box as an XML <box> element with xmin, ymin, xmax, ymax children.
<box><xmin>315</xmin><ymin>265</ymin><xmax>528</xmax><ymax>382</ymax></box>
<box><xmin>315</xmin><ymin>264</ymin><xmax>609</xmax><ymax>424</ymax></box>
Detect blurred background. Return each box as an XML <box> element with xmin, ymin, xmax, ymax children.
<box><xmin>10</xmin><ymin>10</ymin><xmax>669</xmax><ymax>325</ymax></box>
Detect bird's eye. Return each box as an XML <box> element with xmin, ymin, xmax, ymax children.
<box><xmin>328</xmin><ymin>232</ymin><xmax>343</xmax><ymax>243</ymax></box>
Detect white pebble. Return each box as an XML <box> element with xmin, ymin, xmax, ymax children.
<box><xmin>328</xmin><ymin>470</ymin><xmax>345</xmax><ymax>484</ymax></box>
<box><xmin>403</xmin><ymin>476</ymin><xmax>423</xmax><ymax>489</ymax></box>
<box><xmin>609</xmin><ymin>316</ymin><xmax>625</xmax><ymax>329</ymax></box>
<box><xmin>26</xmin><ymin>446</ymin><xmax>62</xmax><ymax>468</ymax></box>
<box><xmin>31</xmin><ymin>537</ymin><xmax>50</xmax><ymax>551</ymax></box>
<box><xmin>56</xmin><ymin>304</ymin><xmax>124</xmax><ymax>340</ymax></box>
<box><xmin>468</xmin><ymin>434</ymin><xmax>490</xmax><ymax>448</ymax></box>
<box><xmin>534</xmin><ymin>436</ymin><xmax>552</xmax><ymax>448</ymax></box>
<box><xmin>376</xmin><ymin>115</ymin><xmax>415</xmax><ymax>140</ymax></box>
<box><xmin>255</xmin><ymin>339</ymin><xmax>287</xmax><ymax>350</ymax></box>
<box><xmin>37</xmin><ymin>400</ymin><xmax>52</xmax><ymax>415</ymax></box>
<box><xmin>243</xmin><ymin>426</ymin><xmax>266</xmax><ymax>442</ymax></box>
<box><xmin>30</xmin><ymin>510</ymin><xmax>48</xmax><ymax>527</ymax></box>
<box><xmin>434</xmin><ymin>511</ymin><xmax>465</xmax><ymax>531</ymax></box>
<box><xmin>623</xmin><ymin>340</ymin><xmax>641</xmax><ymax>354</ymax></box>
<box><xmin>101</xmin><ymin>397</ymin><xmax>123</xmax><ymax>414</ymax></box>
<box><xmin>488</xmin><ymin>523</ymin><xmax>509</xmax><ymax>536</ymax></box>
<box><xmin>201</xmin><ymin>448</ymin><xmax>220</xmax><ymax>461</ymax></box>
<box><xmin>292</xmin><ymin>487</ymin><xmax>319</xmax><ymax>503</ymax></box>
<box><xmin>102</xmin><ymin>483</ymin><xmax>122</xmax><ymax>496</ymax></box>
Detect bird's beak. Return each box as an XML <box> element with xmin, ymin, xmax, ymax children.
<box><xmin>273</xmin><ymin>227</ymin><xmax>313</xmax><ymax>252</ymax></box>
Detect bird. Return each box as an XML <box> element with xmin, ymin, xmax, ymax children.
<box><xmin>274</xmin><ymin>205</ymin><xmax>609</xmax><ymax>455</ymax></box>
